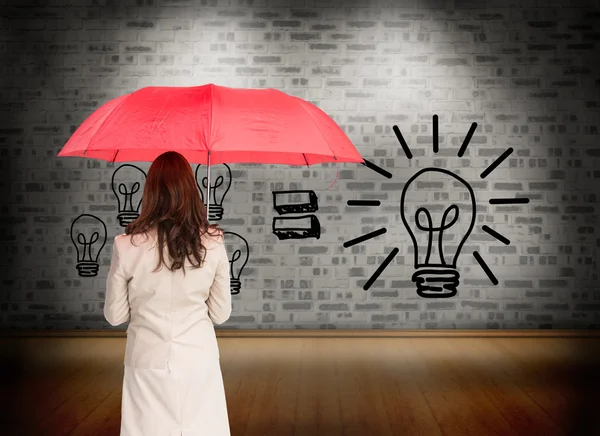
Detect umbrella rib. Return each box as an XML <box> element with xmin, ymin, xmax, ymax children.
<box><xmin>303</xmin><ymin>153</ymin><xmax>309</xmax><ymax>167</ymax></box>
<box><xmin>294</xmin><ymin>97</ymin><xmax>338</xmax><ymax>163</ymax></box>
<box><xmin>207</xmin><ymin>84</ymin><xmax>214</xmax><ymax>161</ymax></box>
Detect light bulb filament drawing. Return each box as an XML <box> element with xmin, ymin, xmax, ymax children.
<box><xmin>415</xmin><ymin>204</ymin><xmax>459</xmax><ymax>266</ymax></box>
<box><xmin>118</xmin><ymin>181</ymin><xmax>140</xmax><ymax>214</ymax></box>
<box><xmin>77</xmin><ymin>232</ymin><xmax>99</xmax><ymax>262</ymax></box>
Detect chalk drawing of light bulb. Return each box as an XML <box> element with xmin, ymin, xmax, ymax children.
<box><xmin>400</xmin><ymin>168</ymin><xmax>476</xmax><ymax>298</ymax></box>
<box><xmin>223</xmin><ymin>231</ymin><xmax>249</xmax><ymax>295</ymax></box>
<box><xmin>195</xmin><ymin>164</ymin><xmax>232</xmax><ymax>222</ymax></box>
<box><xmin>70</xmin><ymin>213</ymin><xmax>107</xmax><ymax>277</ymax></box>
<box><xmin>111</xmin><ymin>164</ymin><xmax>146</xmax><ymax>227</ymax></box>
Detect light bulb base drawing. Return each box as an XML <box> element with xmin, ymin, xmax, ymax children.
<box><xmin>412</xmin><ymin>267</ymin><xmax>459</xmax><ymax>299</ymax></box>
<box><xmin>230</xmin><ymin>278</ymin><xmax>241</xmax><ymax>295</ymax></box>
<box><xmin>117</xmin><ymin>212</ymin><xmax>139</xmax><ymax>227</ymax></box>
<box><xmin>205</xmin><ymin>204</ymin><xmax>224</xmax><ymax>221</ymax></box>
<box><xmin>76</xmin><ymin>262</ymin><xmax>100</xmax><ymax>277</ymax></box>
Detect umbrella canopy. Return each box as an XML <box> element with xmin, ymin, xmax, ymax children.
<box><xmin>57</xmin><ymin>84</ymin><xmax>363</xmax><ymax>166</ymax></box>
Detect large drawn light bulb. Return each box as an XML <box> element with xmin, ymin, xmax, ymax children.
<box><xmin>70</xmin><ymin>214</ymin><xmax>107</xmax><ymax>277</ymax></box>
<box><xmin>223</xmin><ymin>231</ymin><xmax>249</xmax><ymax>295</ymax></box>
<box><xmin>400</xmin><ymin>168</ymin><xmax>476</xmax><ymax>298</ymax></box>
<box><xmin>195</xmin><ymin>164</ymin><xmax>232</xmax><ymax>222</ymax></box>
<box><xmin>111</xmin><ymin>164</ymin><xmax>146</xmax><ymax>227</ymax></box>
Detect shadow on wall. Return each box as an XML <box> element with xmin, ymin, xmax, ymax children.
<box><xmin>533</xmin><ymin>6</ymin><xmax>600</xmax><ymax>435</ymax></box>
<box><xmin>2</xmin><ymin>4</ymin><xmax>72</xmax><ymax>298</ymax></box>
<box><xmin>1</xmin><ymin>4</ymin><xmax>66</xmax><ymax>429</ymax></box>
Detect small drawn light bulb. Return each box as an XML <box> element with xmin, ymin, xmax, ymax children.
<box><xmin>111</xmin><ymin>164</ymin><xmax>146</xmax><ymax>227</ymax></box>
<box><xmin>223</xmin><ymin>231</ymin><xmax>249</xmax><ymax>295</ymax></box>
<box><xmin>195</xmin><ymin>164</ymin><xmax>232</xmax><ymax>221</ymax></box>
<box><xmin>70</xmin><ymin>214</ymin><xmax>107</xmax><ymax>277</ymax></box>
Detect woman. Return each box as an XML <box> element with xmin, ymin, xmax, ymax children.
<box><xmin>103</xmin><ymin>151</ymin><xmax>232</xmax><ymax>436</ymax></box>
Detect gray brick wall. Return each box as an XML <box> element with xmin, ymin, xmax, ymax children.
<box><xmin>1</xmin><ymin>0</ymin><xmax>599</xmax><ymax>330</ymax></box>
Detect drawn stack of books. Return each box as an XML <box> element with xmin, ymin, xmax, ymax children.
<box><xmin>272</xmin><ymin>190</ymin><xmax>320</xmax><ymax>240</ymax></box>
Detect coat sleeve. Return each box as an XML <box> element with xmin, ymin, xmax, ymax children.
<box><xmin>206</xmin><ymin>241</ymin><xmax>232</xmax><ymax>325</ymax></box>
<box><xmin>104</xmin><ymin>236</ymin><xmax>131</xmax><ymax>326</ymax></box>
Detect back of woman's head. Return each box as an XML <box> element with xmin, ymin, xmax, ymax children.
<box><xmin>125</xmin><ymin>151</ymin><xmax>220</xmax><ymax>274</ymax></box>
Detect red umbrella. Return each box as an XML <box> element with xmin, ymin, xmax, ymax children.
<box><xmin>58</xmin><ymin>84</ymin><xmax>363</xmax><ymax>217</ymax></box>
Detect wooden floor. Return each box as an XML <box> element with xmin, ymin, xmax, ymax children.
<box><xmin>1</xmin><ymin>336</ymin><xmax>599</xmax><ymax>435</ymax></box>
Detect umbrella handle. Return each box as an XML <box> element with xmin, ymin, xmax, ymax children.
<box><xmin>206</xmin><ymin>152</ymin><xmax>210</xmax><ymax>220</ymax></box>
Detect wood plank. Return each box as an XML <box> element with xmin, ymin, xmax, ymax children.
<box><xmin>496</xmin><ymin>337</ymin><xmax>600</xmax><ymax>434</ymax></box>
<box><xmin>1</xmin><ymin>336</ymin><xmax>597</xmax><ymax>435</ymax></box>
<box><xmin>312</xmin><ymin>339</ymin><xmax>343</xmax><ymax>436</ymax></box>
<box><xmin>240</xmin><ymin>338</ymin><xmax>303</xmax><ymax>435</ymax></box>
<box><xmin>334</xmin><ymin>339</ymin><xmax>381</xmax><ymax>436</ymax></box>
<box><xmin>372</xmin><ymin>338</ymin><xmax>443</xmax><ymax>435</ymax></box>
<box><xmin>31</xmin><ymin>339</ymin><xmax>124</xmax><ymax>436</ymax></box>
<box><xmin>226</xmin><ymin>339</ymin><xmax>277</xmax><ymax>436</ymax></box>
<box><xmin>256</xmin><ymin>338</ymin><xmax>303</xmax><ymax>434</ymax></box>
<box><xmin>218</xmin><ymin>335</ymin><xmax>248</xmax><ymax>435</ymax></box>
<box><xmin>66</xmin><ymin>366</ymin><xmax>124</xmax><ymax>436</ymax></box>
<box><xmin>293</xmin><ymin>338</ymin><xmax>322</xmax><ymax>435</ymax></box>
<box><xmin>351</xmin><ymin>339</ymin><xmax>401</xmax><ymax>435</ymax></box>
<box><xmin>497</xmin><ymin>339</ymin><xmax>577</xmax><ymax>417</ymax></box>
<box><xmin>460</xmin><ymin>338</ymin><xmax>568</xmax><ymax>436</ymax></box>
<box><xmin>30</xmin><ymin>339</ymin><xmax>122</xmax><ymax>425</ymax></box>
<box><xmin>410</xmin><ymin>338</ymin><xmax>515</xmax><ymax>435</ymax></box>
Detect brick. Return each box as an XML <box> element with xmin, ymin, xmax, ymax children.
<box><xmin>158</xmin><ymin>19</ymin><xmax>192</xmax><ymax>30</ymax></box>
<box><xmin>252</xmin><ymin>55</ymin><xmax>281</xmax><ymax>64</ymax></box>
<box><xmin>281</xmin><ymin>302</ymin><xmax>312</xmax><ymax>310</ymax></box>
<box><xmin>323</xmin><ymin>33</ymin><xmax>356</xmax><ymax>42</ymax></box>
<box><xmin>308</xmin><ymin>43</ymin><xmax>339</xmax><ymax>51</ymax></box>
<box><xmin>85</xmin><ymin>42</ymin><xmax>118</xmax><ymax>53</ymax></box>
<box><xmin>236</xmin><ymin>43</ymin><xmax>267</xmax><ymax>52</ymax></box>
<box><xmin>123</xmin><ymin>43</ymin><xmax>156</xmax><ymax>53</ymax></box>
<box><xmin>272</xmin><ymin>20</ymin><xmax>302</xmax><ymax>28</ymax></box>
<box><xmin>235</xmin><ymin>21</ymin><xmax>267</xmax><ymax>29</ymax></box>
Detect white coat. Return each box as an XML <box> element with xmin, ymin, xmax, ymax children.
<box><xmin>103</xmin><ymin>229</ymin><xmax>232</xmax><ymax>436</ymax></box>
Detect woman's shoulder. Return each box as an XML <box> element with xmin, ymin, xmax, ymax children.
<box><xmin>203</xmin><ymin>226</ymin><xmax>225</xmax><ymax>246</ymax></box>
<box><xmin>208</xmin><ymin>224</ymin><xmax>224</xmax><ymax>235</ymax></box>
<box><xmin>116</xmin><ymin>231</ymin><xmax>155</xmax><ymax>249</ymax></box>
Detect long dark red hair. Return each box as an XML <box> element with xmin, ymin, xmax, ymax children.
<box><xmin>125</xmin><ymin>151</ymin><xmax>220</xmax><ymax>274</ymax></box>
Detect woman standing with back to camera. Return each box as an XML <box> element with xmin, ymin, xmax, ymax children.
<box><xmin>103</xmin><ymin>151</ymin><xmax>232</xmax><ymax>435</ymax></box>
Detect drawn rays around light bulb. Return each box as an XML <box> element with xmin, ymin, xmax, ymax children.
<box><xmin>343</xmin><ymin>158</ymin><xmax>397</xmax><ymax>292</ymax></box>
<box><xmin>344</xmin><ymin>114</ymin><xmax>530</xmax><ymax>297</ymax></box>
